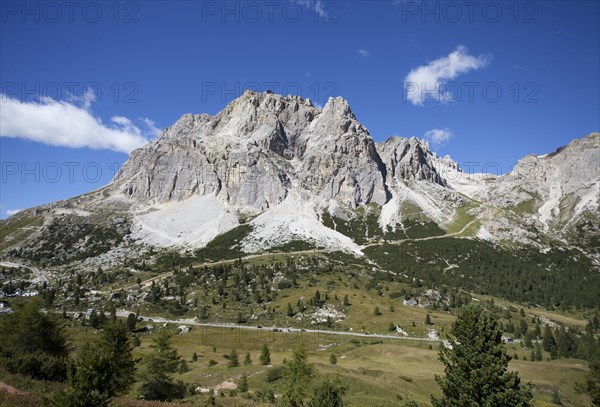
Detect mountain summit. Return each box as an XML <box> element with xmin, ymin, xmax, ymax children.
<box><xmin>112</xmin><ymin>91</ymin><xmax>389</xmax><ymax>210</ymax></box>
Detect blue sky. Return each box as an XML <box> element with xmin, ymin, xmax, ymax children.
<box><xmin>1</xmin><ymin>0</ymin><xmax>599</xmax><ymax>217</ymax></box>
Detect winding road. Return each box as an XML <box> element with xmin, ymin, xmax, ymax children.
<box><xmin>0</xmin><ymin>261</ymin><xmax>50</xmax><ymax>284</ymax></box>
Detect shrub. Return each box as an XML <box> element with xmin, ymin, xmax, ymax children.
<box><xmin>265</xmin><ymin>366</ymin><xmax>285</xmax><ymax>382</ymax></box>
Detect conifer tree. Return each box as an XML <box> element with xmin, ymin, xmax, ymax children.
<box><xmin>311</xmin><ymin>378</ymin><xmax>346</xmax><ymax>407</ymax></box>
<box><xmin>228</xmin><ymin>349</ymin><xmax>239</xmax><ymax>368</ymax></box>
<box><xmin>139</xmin><ymin>329</ymin><xmax>185</xmax><ymax>401</ymax></box>
<box><xmin>542</xmin><ymin>324</ymin><xmax>557</xmax><ymax>355</ymax></box>
<box><xmin>238</xmin><ymin>374</ymin><xmax>249</xmax><ymax>393</ymax></box>
<box><xmin>281</xmin><ymin>341</ymin><xmax>313</xmax><ymax>407</ymax></box>
<box><xmin>244</xmin><ymin>351</ymin><xmax>252</xmax><ymax>365</ymax></box>
<box><xmin>58</xmin><ymin>321</ymin><xmax>135</xmax><ymax>407</ymax></box>
<box><xmin>432</xmin><ymin>304</ymin><xmax>533</xmax><ymax>407</ymax></box>
<box><xmin>259</xmin><ymin>344</ymin><xmax>271</xmax><ymax>365</ymax></box>
<box><xmin>585</xmin><ymin>359</ymin><xmax>600</xmax><ymax>406</ymax></box>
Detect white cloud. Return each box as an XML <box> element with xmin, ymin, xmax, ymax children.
<box><xmin>357</xmin><ymin>49</ymin><xmax>370</xmax><ymax>58</ymax></box>
<box><xmin>0</xmin><ymin>95</ymin><xmax>160</xmax><ymax>154</ymax></box>
<box><xmin>424</xmin><ymin>128</ymin><xmax>453</xmax><ymax>147</ymax></box>
<box><xmin>293</xmin><ymin>0</ymin><xmax>326</xmax><ymax>17</ymax></box>
<box><xmin>6</xmin><ymin>209</ymin><xmax>22</xmax><ymax>216</ymax></box>
<box><xmin>404</xmin><ymin>46</ymin><xmax>492</xmax><ymax>106</ymax></box>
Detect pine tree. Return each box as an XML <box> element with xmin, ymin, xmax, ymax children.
<box><xmin>88</xmin><ymin>309</ymin><xmax>100</xmax><ymax>328</ymax></box>
<box><xmin>523</xmin><ymin>332</ymin><xmax>533</xmax><ymax>348</ymax></box>
<box><xmin>329</xmin><ymin>353</ymin><xmax>337</xmax><ymax>365</ymax></box>
<box><xmin>244</xmin><ymin>351</ymin><xmax>252</xmax><ymax>365</ymax></box>
<box><xmin>519</xmin><ymin>320</ymin><xmax>528</xmax><ymax>338</ymax></box>
<box><xmin>374</xmin><ymin>306</ymin><xmax>381</xmax><ymax>316</ymax></box>
<box><xmin>238</xmin><ymin>374</ymin><xmax>249</xmax><ymax>393</ymax></box>
<box><xmin>542</xmin><ymin>324</ymin><xmax>557</xmax><ymax>354</ymax></box>
<box><xmin>97</xmin><ymin>310</ymin><xmax>107</xmax><ymax>328</ymax></box>
<box><xmin>431</xmin><ymin>304</ymin><xmax>533</xmax><ymax>407</ymax></box>
<box><xmin>287</xmin><ymin>302</ymin><xmax>295</xmax><ymax>317</ymax></box>
<box><xmin>585</xmin><ymin>359</ymin><xmax>600</xmax><ymax>406</ymax></box>
<box><xmin>228</xmin><ymin>349</ymin><xmax>239</xmax><ymax>368</ymax></box>
<box><xmin>342</xmin><ymin>295</ymin><xmax>350</xmax><ymax>306</ymax></box>
<box><xmin>58</xmin><ymin>321</ymin><xmax>135</xmax><ymax>406</ymax></box>
<box><xmin>310</xmin><ymin>378</ymin><xmax>346</xmax><ymax>407</ymax></box>
<box><xmin>426</xmin><ymin>313</ymin><xmax>432</xmax><ymax>325</ymax></box>
<box><xmin>535</xmin><ymin>347</ymin><xmax>543</xmax><ymax>362</ymax></box>
<box><xmin>259</xmin><ymin>344</ymin><xmax>271</xmax><ymax>365</ymax></box>
<box><xmin>0</xmin><ymin>298</ymin><xmax>69</xmax><ymax>381</ymax></box>
<box><xmin>281</xmin><ymin>341</ymin><xmax>313</xmax><ymax>407</ymax></box>
<box><xmin>126</xmin><ymin>313</ymin><xmax>137</xmax><ymax>332</ymax></box>
<box><xmin>139</xmin><ymin>329</ymin><xmax>185</xmax><ymax>401</ymax></box>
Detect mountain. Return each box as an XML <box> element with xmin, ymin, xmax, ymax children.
<box><xmin>1</xmin><ymin>91</ymin><xmax>598</xmax><ymax>272</ymax></box>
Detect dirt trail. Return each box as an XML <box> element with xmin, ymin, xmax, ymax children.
<box><xmin>363</xmin><ymin>219</ymin><xmax>479</xmax><ymax>248</ymax></box>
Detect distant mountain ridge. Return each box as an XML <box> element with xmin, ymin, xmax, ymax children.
<box><xmin>1</xmin><ymin>90</ymin><xmax>598</xmax><ymax>268</ymax></box>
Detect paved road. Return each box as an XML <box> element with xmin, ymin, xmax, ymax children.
<box><xmin>0</xmin><ymin>261</ymin><xmax>50</xmax><ymax>284</ymax></box>
<box><xmin>115</xmin><ymin>311</ymin><xmax>441</xmax><ymax>343</ymax></box>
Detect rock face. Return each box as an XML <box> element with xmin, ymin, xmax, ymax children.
<box><xmin>1</xmin><ymin>91</ymin><xmax>598</xmax><ymax>260</ymax></box>
<box><xmin>480</xmin><ymin>133</ymin><xmax>600</xmax><ymax>244</ymax></box>
<box><xmin>108</xmin><ymin>92</ymin><xmax>599</xmax><ymax>251</ymax></box>
<box><xmin>113</xmin><ymin>91</ymin><xmax>389</xmax><ymax>211</ymax></box>
<box><xmin>377</xmin><ymin>136</ymin><xmax>447</xmax><ymax>187</ymax></box>
<box><xmin>295</xmin><ymin>97</ymin><xmax>389</xmax><ymax>207</ymax></box>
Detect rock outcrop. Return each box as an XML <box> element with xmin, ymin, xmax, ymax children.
<box><xmin>377</xmin><ymin>136</ymin><xmax>447</xmax><ymax>187</ymax></box>
<box><xmin>113</xmin><ymin>91</ymin><xmax>390</xmax><ymax>211</ymax></box>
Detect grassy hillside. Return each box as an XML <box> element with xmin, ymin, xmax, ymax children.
<box><xmin>0</xmin><ymin>319</ymin><xmax>592</xmax><ymax>407</ymax></box>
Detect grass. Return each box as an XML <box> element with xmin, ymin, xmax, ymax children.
<box><xmin>0</xmin><ymin>214</ymin><xmax>44</xmax><ymax>251</ymax></box>
<box><xmin>2</xmin><ymin>319</ymin><xmax>591</xmax><ymax>407</ymax></box>
<box><xmin>194</xmin><ymin>224</ymin><xmax>254</xmax><ymax>262</ymax></box>
<box><xmin>443</xmin><ymin>202</ymin><xmax>477</xmax><ymax>235</ymax></box>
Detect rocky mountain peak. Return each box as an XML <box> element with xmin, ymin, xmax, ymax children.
<box><xmin>112</xmin><ymin>91</ymin><xmax>392</xmax><ymax>210</ymax></box>
<box><xmin>377</xmin><ymin>136</ymin><xmax>448</xmax><ymax>187</ymax></box>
